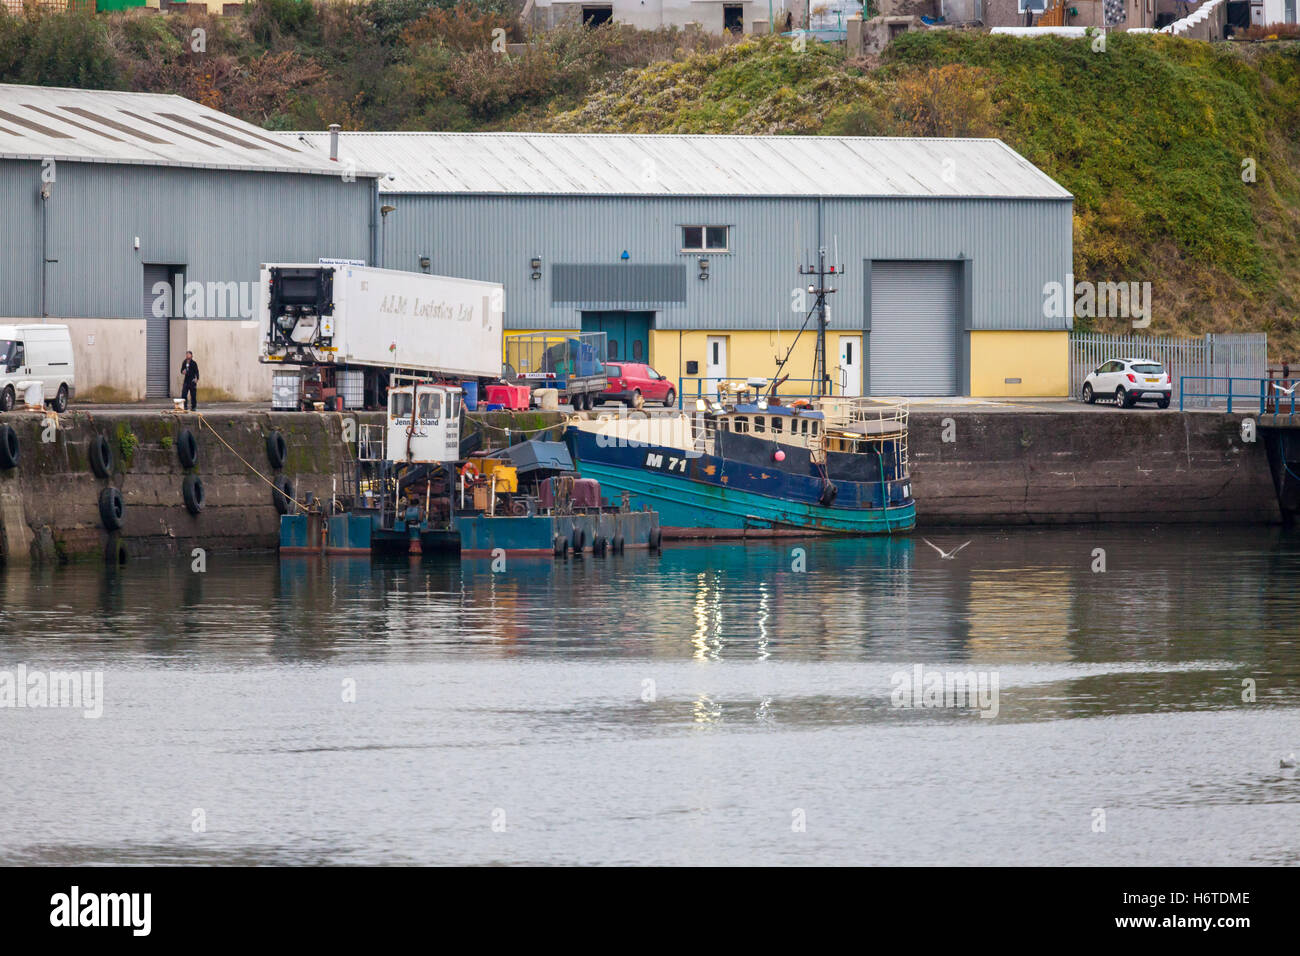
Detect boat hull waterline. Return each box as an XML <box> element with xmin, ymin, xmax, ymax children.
<box><xmin>567</xmin><ymin>428</ymin><xmax>915</xmax><ymax>537</ymax></box>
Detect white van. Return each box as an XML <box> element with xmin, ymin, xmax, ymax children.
<box><xmin>0</xmin><ymin>324</ymin><xmax>76</xmax><ymax>413</ymax></box>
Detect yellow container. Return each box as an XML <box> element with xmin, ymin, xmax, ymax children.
<box><xmin>478</xmin><ymin>460</ymin><xmax>518</xmax><ymax>494</ymax></box>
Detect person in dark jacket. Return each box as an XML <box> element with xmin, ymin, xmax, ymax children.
<box><xmin>180</xmin><ymin>351</ymin><xmax>200</xmax><ymax>411</ymax></box>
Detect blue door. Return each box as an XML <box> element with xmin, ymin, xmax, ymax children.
<box><xmin>582</xmin><ymin>311</ymin><xmax>653</xmax><ymax>364</ymax></box>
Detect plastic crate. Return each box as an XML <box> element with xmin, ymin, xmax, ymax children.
<box><xmin>271</xmin><ymin>372</ymin><xmax>300</xmax><ymax>411</ymax></box>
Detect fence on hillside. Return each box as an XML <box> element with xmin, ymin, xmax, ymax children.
<box><xmin>1069</xmin><ymin>332</ymin><xmax>1267</xmax><ymax>407</ymax></box>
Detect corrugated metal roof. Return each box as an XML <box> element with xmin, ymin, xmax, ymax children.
<box><xmin>0</xmin><ymin>83</ymin><xmax>379</xmax><ymax>178</ymax></box>
<box><xmin>283</xmin><ymin>131</ymin><xmax>1071</xmax><ymax>200</ymax></box>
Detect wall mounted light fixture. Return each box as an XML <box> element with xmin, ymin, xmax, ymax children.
<box><xmin>530</xmin><ymin>255</ymin><xmax>542</xmax><ymax>280</ymax></box>
<box><xmin>419</xmin><ymin>255</ymin><xmax>431</xmax><ymax>270</ymax></box>
<box><xmin>698</xmin><ymin>257</ymin><xmax>710</xmax><ymax>281</ymax></box>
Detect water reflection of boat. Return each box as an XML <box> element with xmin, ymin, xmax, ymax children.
<box><xmin>565</xmin><ymin>391</ymin><xmax>915</xmax><ymax>538</ymax></box>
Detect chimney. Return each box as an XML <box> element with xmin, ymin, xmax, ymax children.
<box><xmin>328</xmin><ymin>124</ymin><xmax>341</xmax><ymax>162</ymax></box>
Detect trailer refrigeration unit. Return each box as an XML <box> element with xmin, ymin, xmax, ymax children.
<box><xmin>259</xmin><ymin>264</ymin><xmax>504</xmax><ymax>410</ymax></box>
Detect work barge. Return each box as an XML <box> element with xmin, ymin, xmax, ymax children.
<box><xmin>278</xmin><ymin>381</ymin><xmax>660</xmax><ymax>559</ymax></box>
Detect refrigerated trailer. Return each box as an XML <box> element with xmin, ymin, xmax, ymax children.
<box><xmin>259</xmin><ymin>263</ymin><xmax>503</xmax><ymax>409</ymax></box>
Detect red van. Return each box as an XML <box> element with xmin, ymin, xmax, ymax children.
<box><xmin>600</xmin><ymin>362</ymin><xmax>676</xmax><ymax>408</ymax></box>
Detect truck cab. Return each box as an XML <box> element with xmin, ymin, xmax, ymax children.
<box><xmin>385</xmin><ymin>383</ymin><xmax>462</xmax><ymax>463</ymax></box>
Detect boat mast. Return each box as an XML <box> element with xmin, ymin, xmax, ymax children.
<box><xmin>798</xmin><ymin>248</ymin><xmax>840</xmax><ymax>397</ymax></box>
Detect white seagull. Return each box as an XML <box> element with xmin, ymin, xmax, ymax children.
<box><xmin>922</xmin><ymin>538</ymin><xmax>971</xmax><ymax>560</ymax></box>
<box><xmin>1281</xmin><ymin>753</ymin><xmax>1297</xmax><ymax>768</ymax></box>
<box><xmin>1273</xmin><ymin>382</ymin><xmax>1299</xmax><ymax>396</ymax></box>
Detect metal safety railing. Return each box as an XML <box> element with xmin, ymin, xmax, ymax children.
<box><xmin>675</xmin><ymin>376</ymin><xmax>846</xmax><ymax>409</ymax></box>
<box><xmin>1178</xmin><ymin>376</ymin><xmax>1300</xmax><ymax>415</ymax></box>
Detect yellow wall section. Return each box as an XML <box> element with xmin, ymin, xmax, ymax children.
<box><xmin>650</xmin><ymin>330</ymin><xmax>864</xmax><ymax>399</ymax></box>
<box><xmin>970</xmin><ymin>331</ymin><xmax>1069</xmax><ymax>397</ymax></box>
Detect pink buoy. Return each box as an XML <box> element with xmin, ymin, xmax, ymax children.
<box><xmin>773</xmin><ymin>449</ymin><xmax>786</xmax><ymax>462</ymax></box>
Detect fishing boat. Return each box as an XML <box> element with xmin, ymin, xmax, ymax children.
<box><xmin>565</xmin><ymin>250</ymin><xmax>914</xmax><ymax>537</ymax></box>
<box><xmin>565</xmin><ymin>391</ymin><xmax>913</xmax><ymax>537</ymax></box>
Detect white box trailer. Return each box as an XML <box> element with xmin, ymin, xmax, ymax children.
<box><xmin>258</xmin><ymin>263</ymin><xmax>503</xmax><ymax>408</ymax></box>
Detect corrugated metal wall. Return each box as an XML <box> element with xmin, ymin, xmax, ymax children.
<box><xmin>0</xmin><ymin>160</ymin><xmax>374</xmax><ymax>319</ymax></box>
<box><xmin>378</xmin><ymin>193</ymin><xmax>1072</xmax><ymax>333</ymax></box>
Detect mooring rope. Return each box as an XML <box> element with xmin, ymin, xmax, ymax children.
<box><xmin>193</xmin><ymin>411</ymin><xmax>312</xmax><ymax>511</ymax></box>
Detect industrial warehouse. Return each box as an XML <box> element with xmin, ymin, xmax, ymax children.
<box><xmin>290</xmin><ymin>129</ymin><xmax>1075</xmax><ymax>399</ymax></box>
<box><xmin>0</xmin><ymin>83</ymin><xmax>379</xmax><ymax>403</ymax></box>
<box><xmin>0</xmin><ymin>81</ymin><xmax>1074</xmax><ymax>402</ymax></box>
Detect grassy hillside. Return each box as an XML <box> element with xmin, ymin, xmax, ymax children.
<box><xmin>543</xmin><ymin>32</ymin><xmax>1300</xmax><ymax>351</ymax></box>
<box><xmin>3</xmin><ymin>5</ymin><xmax>1298</xmax><ymax>352</ymax></box>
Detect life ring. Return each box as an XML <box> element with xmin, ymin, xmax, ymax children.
<box><xmin>176</xmin><ymin>428</ymin><xmax>199</xmax><ymax>469</ymax></box>
<box><xmin>266</xmin><ymin>430</ymin><xmax>288</xmax><ymax>470</ymax></box>
<box><xmin>99</xmin><ymin>486</ymin><xmax>125</xmax><ymax>530</ymax></box>
<box><xmin>89</xmin><ymin>435</ymin><xmax>114</xmax><ymax>479</ymax></box>
<box><xmin>460</xmin><ymin>461</ymin><xmax>481</xmax><ymax>481</ymax></box>
<box><xmin>182</xmin><ymin>474</ymin><xmax>205</xmax><ymax>515</ymax></box>
<box><xmin>0</xmin><ymin>425</ymin><xmax>19</xmax><ymax>470</ymax></box>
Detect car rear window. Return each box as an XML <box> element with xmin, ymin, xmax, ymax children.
<box><xmin>1131</xmin><ymin>364</ymin><xmax>1164</xmax><ymax>375</ymax></box>
<box><xmin>605</xmin><ymin>365</ymin><xmax>622</xmax><ymax>376</ymax></box>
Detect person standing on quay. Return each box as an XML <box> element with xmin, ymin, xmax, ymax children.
<box><xmin>180</xmin><ymin>351</ymin><xmax>200</xmax><ymax>411</ymax></box>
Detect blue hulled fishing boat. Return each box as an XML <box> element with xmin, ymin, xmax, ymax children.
<box><xmin>565</xmin><ymin>392</ymin><xmax>914</xmax><ymax>538</ymax></box>
<box><xmin>565</xmin><ymin>250</ymin><xmax>915</xmax><ymax>538</ymax></box>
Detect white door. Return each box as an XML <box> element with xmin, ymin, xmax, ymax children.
<box><xmin>705</xmin><ymin>336</ymin><xmax>727</xmax><ymax>398</ymax></box>
<box><xmin>838</xmin><ymin>335</ymin><xmax>862</xmax><ymax>397</ymax></box>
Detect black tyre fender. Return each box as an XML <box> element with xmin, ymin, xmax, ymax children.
<box><xmin>819</xmin><ymin>482</ymin><xmax>839</xmax><ymax>508</ymax></box>
<box><xmin>272</xmin><ymin>475</ymin><xmax>295</xmax><ymax>515</ymax></box>
<box><xmin>266</xmin><ymin>430</ymin><xmax>288</xmax><ymax>470</ymax></box>
<box><xmin>571</xmin><ymin>526</ymin><xmax>586</xmax><ymax>553</ymax></box>
<box><xmin>98</xmin><ymin>486</ymin><xmax>125</xmax><ymax>531</ymax></box>
<box><xmin>614</xmin><ymin>534</ymin><xmax>625</xmax><ymax>554</ymax></box>
<box><xmin>105</xmin><ymin>534</ymin><xmax>128</xmax><ymax>567</ymax></box>
<box><xmin>176</xmin><ymin>428</ymin><xmax>199</xmax><ymax>469</ymax></box>
<box><xmin>649</xmin><ymin>526</ymin><xmax>663</xmax><ymax>552</ymax></box>
<box><xmin>89</xmin><ymin>434</ymin><xmax>113</xmax><ymax>479</ymax></box>
<box><xmin>0</xmin><ymin>424</ymin><xmax>19</xmax><ymax>470</ymax></box>
<box><xmin>0</xmin><ymin>386</ymin><xmax>13</xmax><ymax>413</ymax></box>
<box><xmin>182</xmin><ymin>474</ymin><xmax>205</xmax><ymax>515</ymax></box>
<box><xmin>594</xmin><ymin>535</ymin><xmax>608</xmax><ymax>556</ymax></box>
<box><xmin>553</xmin><ymin>534</ymin><xmax>569</xmax><ymax>558</ymax></box>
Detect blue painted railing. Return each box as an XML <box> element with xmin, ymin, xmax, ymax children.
<box><xmin>1179</xmin><ymin>376</ymin><xmax>1300</xmax><ymax>416</ymax></box>
<box><xmin>675</xmin><ymin>377</ymin><xmax>838</xmax><ymax>410</ymax></box>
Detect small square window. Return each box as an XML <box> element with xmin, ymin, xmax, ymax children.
<box><xmin>681</xmin><ymin>225</ymin><xmax>729</xmax><ymax>252</ymax></box>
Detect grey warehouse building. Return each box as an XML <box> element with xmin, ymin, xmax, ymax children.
<box><xmin>0</xmin><ymin>83</ymin><xmax>379</xmax><ymax>402</ymax></box>
<box><xmin>286</xmin><ymin>130</ymin><xmax>1074</xmax><ymax>398</ymax></box>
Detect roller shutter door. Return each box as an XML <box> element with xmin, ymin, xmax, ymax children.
<box><xmin>142</xmin><ymin>264</ymin><xmax>172</xmax><ymax>398</ymax></box>
<box><xmin>869</xmin><ymin>261</ymin><xmax>961</xmax><ymax>396</ymax></box>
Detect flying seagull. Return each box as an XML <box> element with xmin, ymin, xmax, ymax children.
<box><xmin>922</xmin><ymin>538</ymin><xmax>971</xmax><ymax>560</ymax></box>
<box><xmin>1273</xmin><ymin>382</ymin><xmax>1299</xmax><ymax>396</ymax></box>
<box><xmin>1282</xmin><ymin>753</ymin><xmax>1297</xmax><ymax>768</ymax></box>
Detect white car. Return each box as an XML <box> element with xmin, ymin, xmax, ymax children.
<box><xmin>1081</xmin><ymin>357</ymin><xmax>1171</xmax><ymax>409</ymax></box>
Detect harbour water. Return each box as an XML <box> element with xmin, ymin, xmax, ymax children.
<box><xmin>2</xmin><ymin>526</ymin><xmax>1299</xmax><ymax>866</ymax></box>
